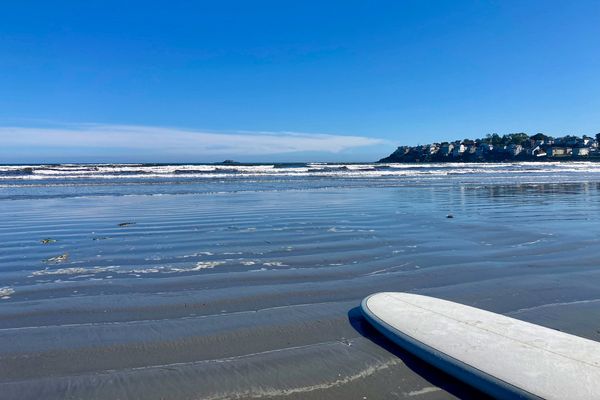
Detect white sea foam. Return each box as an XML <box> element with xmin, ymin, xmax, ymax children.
<box><xmin>192</xmin><ymin>261</ymin><xmax>225</xmax><ymax>270</ymax></box>
<box><xmin>328</xmin><ymin>227</ymin><xmax>355</xmax><ymax>233</ymax></box>
<box><xmin>406</xmin><ymin>387</ymin><xmax>442</xmax><ymax>396</ymax></box>
<box><xmin>262</xmin><ymin>261</ymin><xmax>288</xmax><ymax>267</ymax></box>
<box><xmin>168</xmin><ymin>261</ymin><xmax>226</xmax><ymax>272</ymax></box>
<box><xmin>31</xmin><ymin>266</ymin><xmax>116</xmax><ymax>276</ymax></box>
<box><xmin>175</xmin><ymin>252</ymin><xmax>214</xmax><ymax>258</ymax></box>
<box><xmin>3</xmin><ymin>162</ymin><xmax>600</xmax><ymax>182</ymax></box>
<box><xmin>508</xmin><ymin>299</ymin><xmax>600</xmax><ymax>315</ymax></box>
<box><xmin>129</xmin><ymin>267</ymin><xmax>163</xmax><ymax>274</ymax></box>
<box><xmin>30</xmin><ymin>262</ymin><xmax>228</xmax><ymax>278</ymax></box>
<box><xmin>0</xmin><ymin>287</ymin><xmax>15</xmax><ymax>299</ymax></box>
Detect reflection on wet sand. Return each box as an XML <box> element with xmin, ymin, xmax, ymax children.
<box><xmin>1</xmin><ymin>168</ymin><xmax>600</xmax><ymax>399</ymax></box>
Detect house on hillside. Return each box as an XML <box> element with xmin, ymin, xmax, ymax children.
<box><xmin>427</xmin><ymin>143</ymin><xmax>440</xmax><ymax>155</ymax></box>
<box><xmin>573</xmin><ymin>147</ymin><xmax>590</xmax><ymax>157</ymax></box>
<box><xmin>547</xmin><ymin>147</ymin><xmax>570</xmax><ymax>157</ymax></box>
<box><xmin>507</xmin><ymin>144</ymin><xmax>523</xmax><ymax>156</ymax></box>
<box><xmin>528</xmin><ymin>138</ymin><xmax>544</xmax><ymax>147</ymax></box>
<box><xmin>439</xmin><ymin>143</ymin><xmax>454</xmax><ymax>156</ymax></box>
<box><xmin>452</xmin><ymin>143</ymin><xmax>466</xmax><ymax>157</ymax></box>
<box><xmin>527</xmin><ymin>146</ymin><xmax>546</xmax><ymax>157</ymax></box>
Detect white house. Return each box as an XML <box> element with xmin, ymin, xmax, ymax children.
<box><xmin>548</xmin><ymin>147</ymin><xmax>569</xmax><ymax>157</ymax></box>
<box><xmin>573</xmin><ymin>147</ymin><xmax>590</xmax><ymax>156</ymax></box>
<box><xmin>452</xmin><ymin>144</ymin><xmax>466</xmax><ymax>157</ymax></box>
<box><xmin>527</xmin><ymin>146</ymin><xmax>546</xmax><ymax>157</ymax></box>
<box><xmin>427</xmin><ymin>144</ymin><xmax>440</xmax><ymax>155</ymax></box>
<box><xmin>440</xmin><ymin>143</ymin><xmax>454</xmax><ymax>156</ymax></box>
<box><xmin>507</xmin><ymin>144</ymin><xmax>522</xmax><ymax>156</ymax></box>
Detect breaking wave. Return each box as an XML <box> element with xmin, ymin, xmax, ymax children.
<box><xmin>2</xmin><ymin>161</ymin><xmax>600</xmax><ymax>181</ymax></box>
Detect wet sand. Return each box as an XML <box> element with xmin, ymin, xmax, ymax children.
<box><xmin>2</xmin><ymin>179</ymin><xmax>600</xmax><ymax>399</ymax></box>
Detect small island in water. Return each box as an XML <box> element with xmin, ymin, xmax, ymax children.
<box><xmin>379</xmin><ymin>132</ymin><xmax>600</xmax><ymax>163</ymax></box>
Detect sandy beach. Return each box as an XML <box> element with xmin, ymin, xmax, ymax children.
<box><xmin>2</xmin><ymin>163</ymin><xmax>600</xmax><ymax>399</ymax></box>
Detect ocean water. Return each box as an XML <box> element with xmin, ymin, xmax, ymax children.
<box><xmin>1</xmin><ymin>162</ymin><xmax>600</xmax><ymax>399</ymax></box>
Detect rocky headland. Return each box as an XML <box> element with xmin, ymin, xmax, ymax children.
<box><xmin>379</xmin><ymin>133</ymin><xmax>600</xmax><ymax>163</ymax></box>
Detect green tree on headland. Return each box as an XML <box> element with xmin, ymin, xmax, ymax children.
<box><xmin>504</xmin><ymin>133</ymin><xmax>529</xmax><ymax>146</ymax></box>
<box><xmin>484</xmin><ymin>133</ymin><xmax>502</xmax><ymax>146</ymax></box>
<box><xmin>531</xmin><ymin>133</ymin><xmax>549</xmax><ymax>141</ymax></box>
<box><xmin>484</xmin><ymin>133</ymin><xmax>529</xmax><ymax>146</ymax></box>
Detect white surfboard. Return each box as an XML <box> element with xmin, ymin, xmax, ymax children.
<box><xmin>361</xmin><ymin>292</ymin><xmax>600</xmax><ymax>400</ymax></box>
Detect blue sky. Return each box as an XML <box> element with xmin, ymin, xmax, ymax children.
<box><xmin>1</xmin><ymin>0</ymin><xmax>599</xmax><ymax>163</ymax></box>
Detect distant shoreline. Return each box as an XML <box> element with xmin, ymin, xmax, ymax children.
<box><xmin>3</xmin><ymin>159</ymin><xmax>600</xmax><ymax>167</ymax></box>
<box><xmin>377</xmin><ymin>157</ymin><xmax>600</xmax><ymax>163</ymax></box>
<box><xmin>378</xmin><ymin>133</ymin><xmax>600</xmax><ymax>163</ymax></box>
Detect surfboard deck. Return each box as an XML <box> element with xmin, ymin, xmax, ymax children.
<box><xmin>361</xmin><ymin>292</ymin><xmax>600</xmax><ymax>400</ymax></box>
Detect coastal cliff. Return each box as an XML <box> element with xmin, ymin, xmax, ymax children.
<box><xmin>379</xmin><ymin>133</ymin><xmax>600</xmax><ymax>163</ymax></box>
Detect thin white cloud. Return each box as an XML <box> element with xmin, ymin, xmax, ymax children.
<box><xmin>0</xmin><ymin>124</ymin><xmax>385</xmax><ymax>156</ymax></box>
